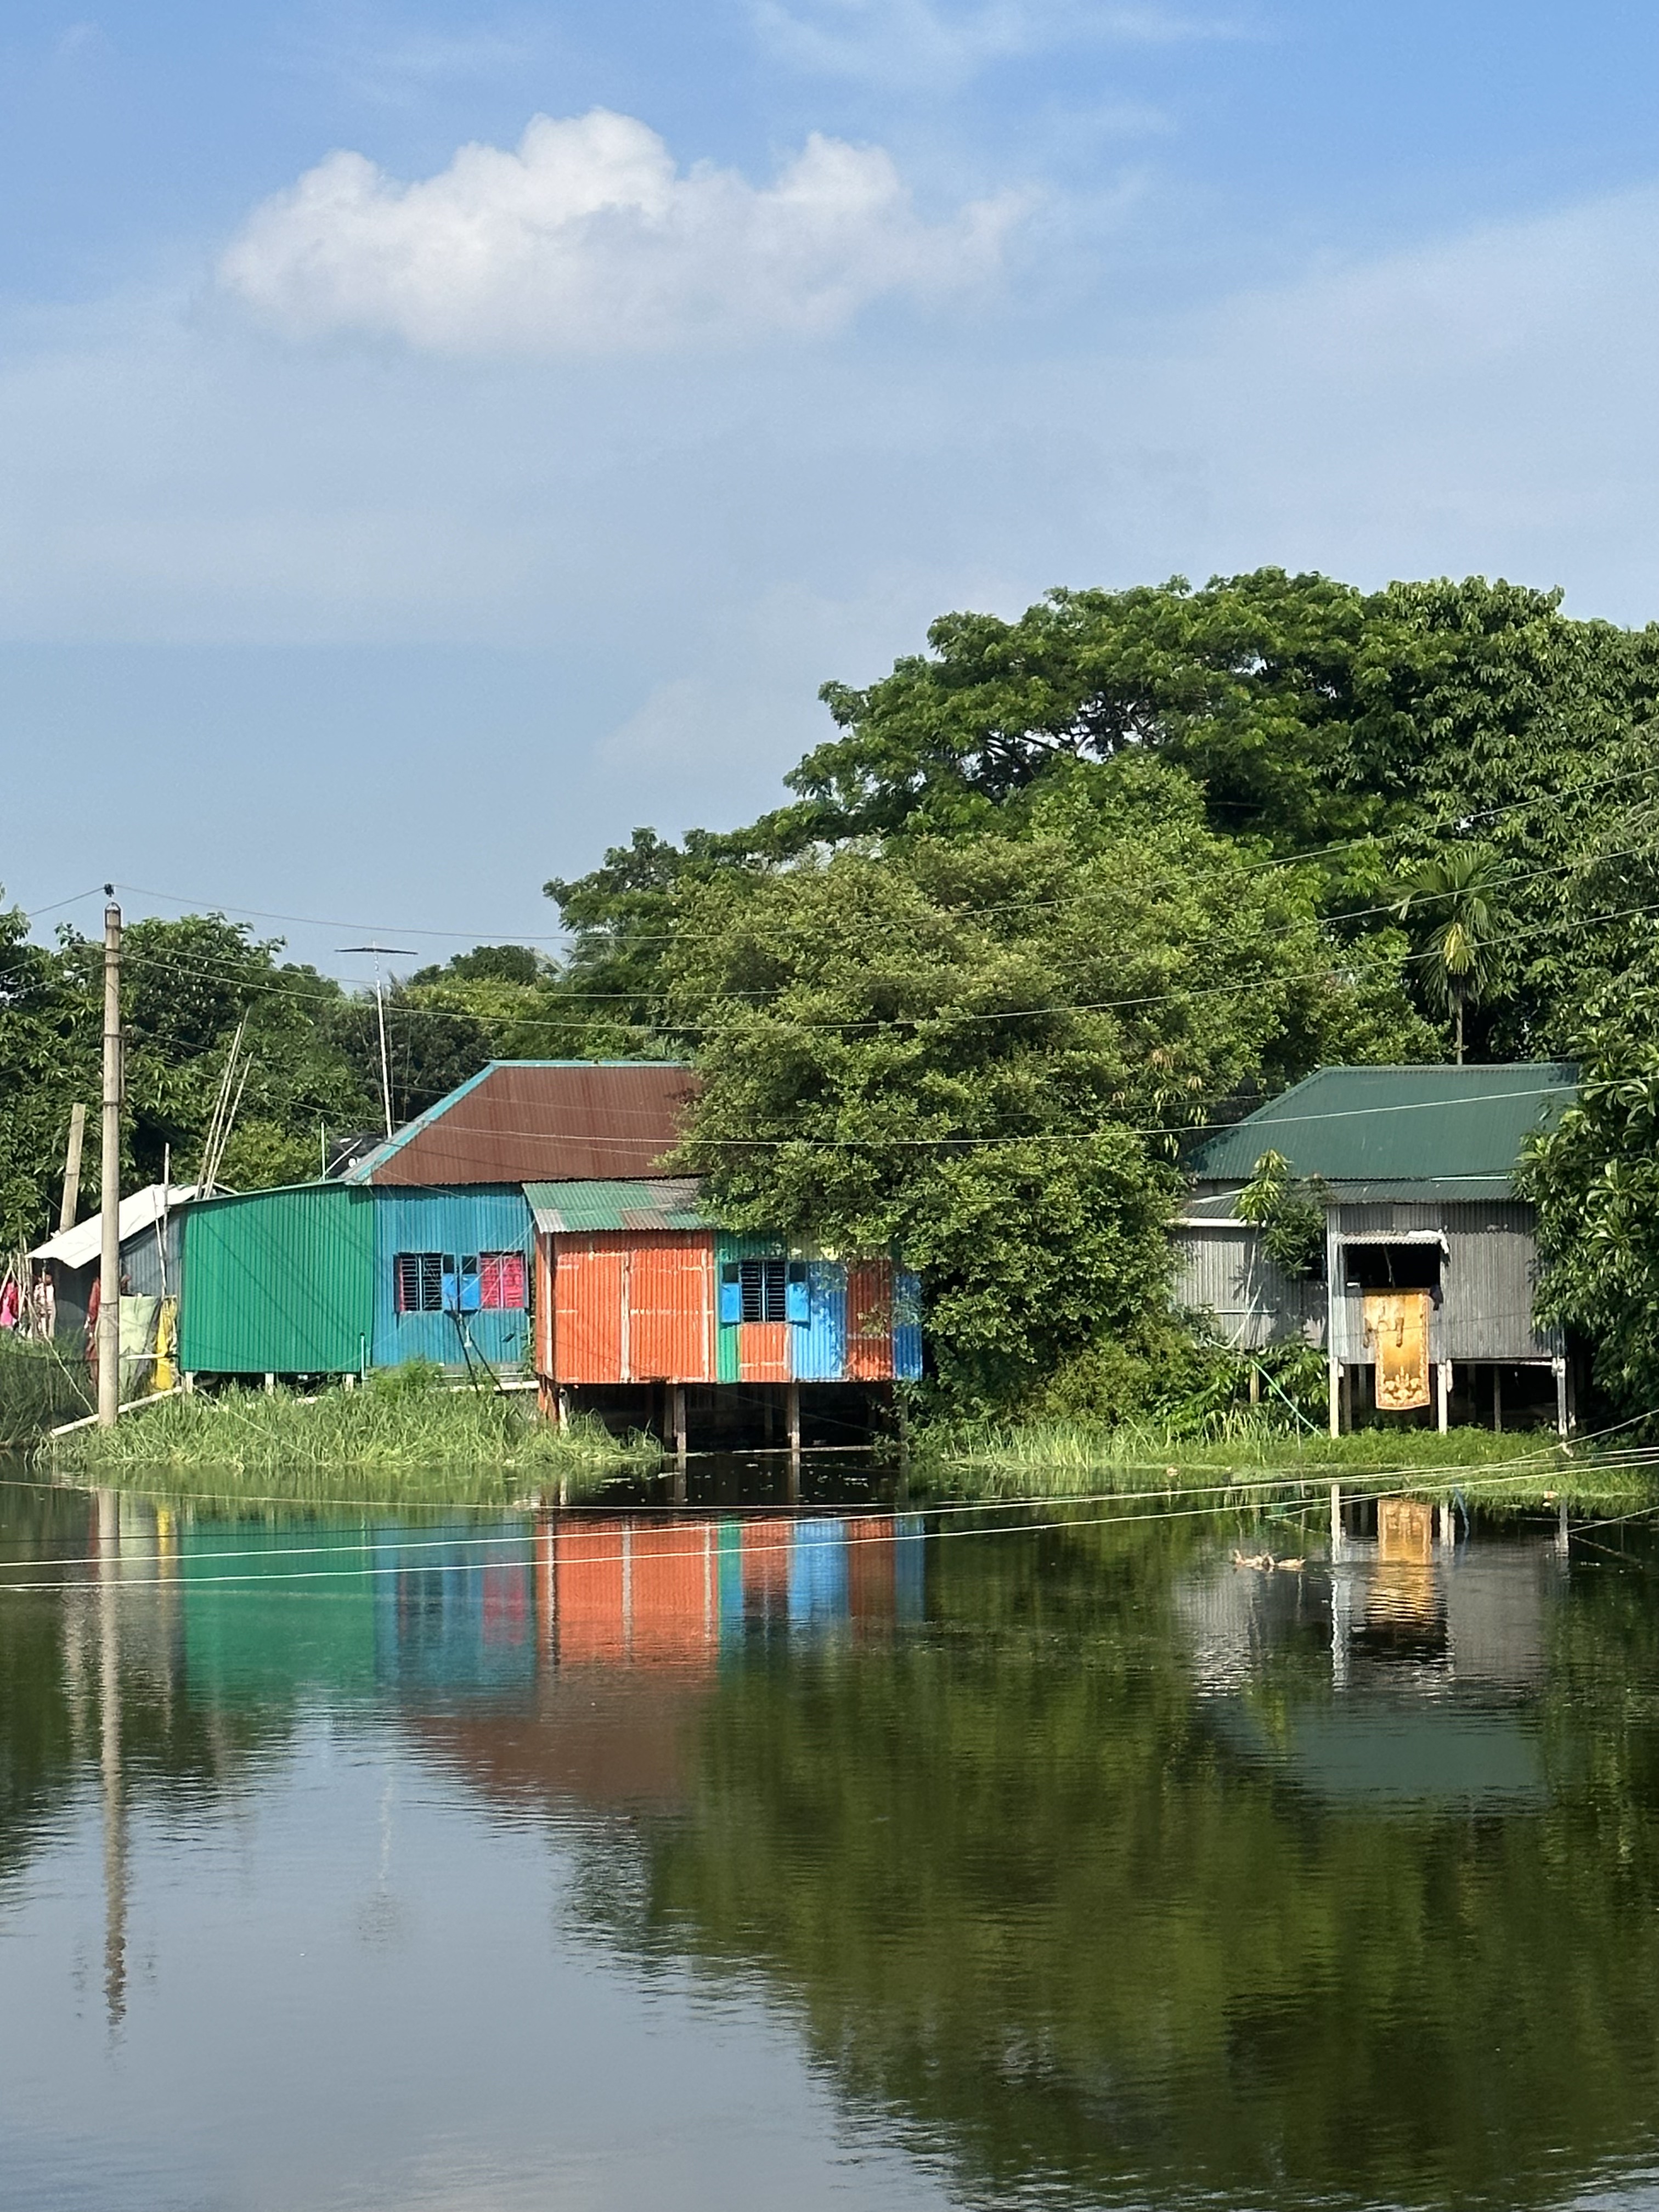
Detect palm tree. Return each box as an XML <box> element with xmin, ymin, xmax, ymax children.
<box><xmin>1394</xmin><ymin>848</ymin><xmax>1509</xmax><ymax>1064</ymax></box>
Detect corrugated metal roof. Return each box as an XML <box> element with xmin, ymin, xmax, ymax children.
<box><xmin>1186</xmin><ymin>1063</ymin><xmax>1578</xmax><ymax>1188</ymax></box>
<box><xmin>347</xmin><ymin>1062</ymin><xmax>699</xmax><ymax>1187</ymax></box>
<box><xmin>527</xmin><ymin>1178</ymin><xmax>711</xmax><ymax>1233</ymax></box>
<box><xmin>31</xmin><ymin>1184</ymin><xmax>202</xmax><ymax>1269</ymax></box>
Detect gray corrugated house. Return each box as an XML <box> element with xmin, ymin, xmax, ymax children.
<box><xmin>1173</xmin><ymin>1064</ymin><xmax>1578</xmax><ymax>1435</ymax></box>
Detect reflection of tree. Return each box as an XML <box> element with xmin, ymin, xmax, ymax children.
<box><xmin>617</xmin><ymin>1518</ymin><xmax>1659</xmax><ymax>2211</ymax></box>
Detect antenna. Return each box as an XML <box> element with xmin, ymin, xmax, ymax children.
<box><xmin>339</xmin><ymin>946</ymin><xmax>416</xmax><ymax>1141</ymax></box>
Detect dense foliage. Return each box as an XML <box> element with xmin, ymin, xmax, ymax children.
<box><xmin>548</xmin><ymin>569</ymin><xmax>1659</xmax><ymax>1412</ymax></box>
<box><xmin>6</xmin><ymin>567</ymin><xmax>1658</xmax><ymax>1412</ymax></box>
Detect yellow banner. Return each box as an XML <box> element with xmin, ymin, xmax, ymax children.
<box><xmin>1364</xmin><ymin>1289</ymin><xmax>1431</xmax><ymax>1412</ymax></box>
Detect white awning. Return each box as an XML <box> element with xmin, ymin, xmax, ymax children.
<box><xmin>30</xmin><ymin>1185</ymin><xmax>201</xmax><ymax>1271</ymax></box>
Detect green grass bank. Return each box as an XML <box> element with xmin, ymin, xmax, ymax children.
<box><xmin>915</xmin><ymin>1415</ymin><xmax>1656</xmax><ymax>1515</ymax></box>
<box><xmin>48</xmin><ymin>1369</ymin><xmax>658</xmax><ymax>1508</ymax></box>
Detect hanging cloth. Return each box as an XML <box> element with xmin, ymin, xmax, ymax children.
<box><xmin>1364</xmin><ymin>1290</ymin><xmax>1432</xmax><ymax>1412</ymax></box>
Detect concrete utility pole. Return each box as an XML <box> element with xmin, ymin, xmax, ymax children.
<box><xmin>59</xmin><ymin>1102</ymin><xmax>87</xmax><ymax>1233</ymax></box>
<box><xmin>98</xmin><ymin>891</ymin><xmax>122</xmax><ymax>1429</ymax></box>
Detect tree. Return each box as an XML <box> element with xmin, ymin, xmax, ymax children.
<box><xmin>1393</xmin><ymin>847</ymin><xmax>1509</xmax><ymax>1063</ymax></box>
<box><xmin>1519</xmin><ymin>957</ymin><xmax>1659</xmax><ymax>1414</ymax></box>
<box><xmin>664</xmin><ymin>761</ymin><xmax>1432</xmax><ymax>1407</ymax></box>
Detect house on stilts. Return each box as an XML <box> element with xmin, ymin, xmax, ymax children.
<box><xmin>173</xmin><ymin>1060</ymin><xmax>921</xmax><ymax>1447</ymax></box>
<box><xmin>1172</xmin><ymin>1063</ymin><xmax>1578</xmax><ymax>1436</ymax></box>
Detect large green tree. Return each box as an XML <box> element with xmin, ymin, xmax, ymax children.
<box><xmin>664</xmin><ymin>762</ymin><xmax>1431</xmax><ymax>1405</ymax></box>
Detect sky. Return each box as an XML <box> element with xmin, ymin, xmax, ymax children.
<box><xmin>2</xmin><ymin>0</ymin><xmax>1655</xmax><ymax>983</ymax></box>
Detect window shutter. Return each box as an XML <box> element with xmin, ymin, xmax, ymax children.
<box><xmin>479</xmin><ymin>1252</ymin><xmax>526</xmax><ymax>1310</ymax></box>
<box><xmin>719</xmin><ymin>1263</ymin><xmax>743</xmax><ymax>1326</ymax></box>
<box><xmin>459</xmin><ymin>1256</ymin><xmax>482</xmax><ymax>1313</ymax></box>
<box><xmin>785</xmin><ymin>1262</ymin><xmax>809</xmax><ymax>1325</ymax></box>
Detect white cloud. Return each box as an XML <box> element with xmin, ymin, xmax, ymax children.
<box><xmin>753</xmin><ymin>0</ymin><xmax>1240</xmax><ymax>90</ymax></box>
<box><xmin>218</xmin><ymin>109</ymin><xmax>1025</xmax><ymax>356</ymax></box>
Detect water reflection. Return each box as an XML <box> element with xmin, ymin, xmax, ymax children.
<box><xmin>4</xmin><ymin>1479</ymin><xmax>1659</xmax><ymax>2211</ymax></box>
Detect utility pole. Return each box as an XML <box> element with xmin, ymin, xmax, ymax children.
<box><xmin>98</xmin><ymin>891</ymin><xmax>122</xmax><ymax>1429</ymax></box>
<box><xmin>338</xmin><ymin>945</ymin><xmax>415</xmax><ymax>1142</ymax></box>
<box><xmin>59</xmin><ymin>1102</ymin><xmax>87</xmax><ymax>1233</ymax></box>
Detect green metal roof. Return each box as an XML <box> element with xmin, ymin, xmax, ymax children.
<box><xmin>1187</xmin><ymin>1064</ymin><xmax>1578</xmax><ymax>1190</ymax></box>
<box><xmin>525</xmin><ymin>1178</ymin><xmax>713</xmax><ymax>1233</ymax></box>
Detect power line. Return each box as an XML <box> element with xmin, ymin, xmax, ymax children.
<box><xmin>94</xmin><ymin>753</ymin><xmax>1659</xmax><ymax>955</ymax></box>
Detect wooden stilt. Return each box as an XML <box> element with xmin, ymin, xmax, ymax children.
<box><xmin>1436</xmin><ymin>1361</ymin><xmax>1449</xmax><ymax>1434</ymax></box>
<box><xmin>1554</xmin><ymin>1356</ymin><xmax>1568</xmax><ymax>1439</ymax></box>
<box><xmin>1492</xmin><ymin>1364</ymin><xmax>1502</xmax><ymax>1433</ymax></box>
<box><xmin>786</xmin><ymin>1380</ymin><xmax>802</xmax><ymax>1505</ymax></box>
<box><xmin>1328</xmin><ymin>1357</ymin><xmax>1341</xmax><ymax>1438</ymax></box>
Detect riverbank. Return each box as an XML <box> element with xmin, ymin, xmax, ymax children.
<box><xmin>0</xmin><ymin>1339</ymin><xmax>92</xmax><ymax>1445</ymax></box>
<box><xmin>915</xmin><ymin>1416</ymin><xmax>1656</xmax><ymax>1514</ymax></box>
<box><xmin>47</xmin><ymin>1374</ymin><xmax>658</xmax><ymax>1506</ymax></box>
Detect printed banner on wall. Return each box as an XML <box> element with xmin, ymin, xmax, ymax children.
<box><xmin>1364</xmin><ymin>1289</ymin><xmax>1432</xmax><ymax>1411</ymax></box>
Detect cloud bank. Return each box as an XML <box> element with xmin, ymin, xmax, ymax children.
<box><xmin>219</xmin><ymin>109</ymin><xmax>1023</xmax><ymax>355</ymax></box>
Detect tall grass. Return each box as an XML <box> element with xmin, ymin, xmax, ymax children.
<box><xmin>49</xmin><ymin>1368</ymin><xmax>658</xmax><ymax>1508</ymax></box>
<box><xmin>916</xmin><ymin>1415</ymin><xmax>1652</xmax><ymax>1513</ymax></box>
<box><xmin>0</xmin><ymin>1336</ymin><xmax>92</xmax><ymax>1443</ymax></box>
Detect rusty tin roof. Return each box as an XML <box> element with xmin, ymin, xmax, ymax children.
<box><xmin>345</xmin><ymin>1062</ymin><xmax>699</xmax><ymax>1187</ymax></box>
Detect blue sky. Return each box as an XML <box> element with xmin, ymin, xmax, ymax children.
<box><xmin>2</xmin><ymin>1</ymin><xmax>1655</xmax><ymax>978</ymax></box>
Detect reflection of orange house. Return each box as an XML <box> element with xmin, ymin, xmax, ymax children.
<box><xmin>535</xmin><ymin>1513</ymin><xmax>922</xmax><ymax>1664</ymax></box>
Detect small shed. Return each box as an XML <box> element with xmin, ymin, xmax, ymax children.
<box><xmin>30</xmin><ymin>1184</ymin><xmax>199</xmax><ymax>1339</ymax></box>
<box><xmin>1173</xmin><ymin>1063</ymin><xmax>1578</xmax><ymax>1435</ymax></box>
<box><xmin>528</xmin><ymin>1178</ymin><xmax>922</xmax><ymax>1444</ymax></box>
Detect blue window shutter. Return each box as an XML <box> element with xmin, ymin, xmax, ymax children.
<box><xmin>441</xmin><ymin>1257</ymin><xmax>459</xmax><ymax>1313</ymax></box>
<box><xmin>459</xmin><ymin>1257</ymin><xmax>482</xmax><ymax>1314</ymax></box>
<box><xmin>785</xmin><ymin>1263</ymin><xmax>809</xmax><ymax>1325</ymax></box>
<box><xmin>719</xmin><ymin>1265</ymin><xmax>742</xmax><ymax>1327</ymax></box>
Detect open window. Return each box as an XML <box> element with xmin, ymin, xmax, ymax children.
<box><xmin>1340</xmin><ymin>1240</ymin><xmax>1443</xmax><ymax>1294</ymax></box>
<box><xmin>396</xmin><ymin>1251</ymin><xmax>445</xmax><ymax>1313</ymax></box>
<box><xmin>718</xmin><ymin>1257</ymin><xmax>800</xmax><ymax>1323</ymax></box>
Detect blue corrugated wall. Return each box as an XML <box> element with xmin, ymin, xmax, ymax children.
<box><xmin>371</xmin><ymin>1186</ymin><xmax>533</xmax><ymax>1371</ymax></box>
<box><xmin>793</xmin><ymin>1260</ymin><xmax>847</xmax><ymax>1380</ymax></box>
<box><xmin>893</xmin><ymin>1269</ymin><xmax>923</xmax><ymax>1381</ymax></box>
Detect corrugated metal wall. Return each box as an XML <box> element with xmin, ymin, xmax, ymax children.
<box><xmin>627</xmin><ymin>1236</ymin><xmax>715</xmax><ymax>1381</ymax></box>
<box><xmin>179</xmin><ymin>1183</ymin><xmax>374</xmax><ymax>1375</ymax></box>
<box><xmin>371</xmin><ymin>1186</ymin><xmax>532</xmax><ymax>1371</ymax></box>
<box><xmin>1329</xmin><ymin>1200</ymin><xmax>1560</xmax><ymax>1363</ymax></box>
<box><xmin>893</xmin><ymin>1269</ymin><xmax>923</xmax><ymax>1381</ymax></box>
<box><xmin>541</xmin><ymin>1228</ymin><xmax>915</xmax><ymax>1385</ymax></box>
<box><xmin>844</xmin><ymin>1259</ymin><xmax>894</xmax><ymax>1379</ymax></box>
<box><xmin>1175</xmin><ymin>1200</ymin><xmax>1559</xmax><ymax>1363</ymax></box>
<box><xmin>548</xmin><ymin>1232</ymin><xmax>715</xmax><ymax>1384</ymax></box>
<box><xmin>793</xmin><ymin>1260</ymin><xmax>847</xmax><ymax>1380</ymax></box>
<box><xmin>1171</xmin><ymin>1224</ymin><xmax>1329</xmax><ymax>1350</ymax></box>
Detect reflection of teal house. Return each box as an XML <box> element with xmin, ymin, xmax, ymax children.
<box><xmin>372</xmin><ymin>1527</ymin><xmax>538</xmax><ymax>1695</ymax></box>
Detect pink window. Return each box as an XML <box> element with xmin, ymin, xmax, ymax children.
<box><xmin>479</xmin><ymin>1251</ymin><xmax>526</xmax><ymax>1310</ymax></box>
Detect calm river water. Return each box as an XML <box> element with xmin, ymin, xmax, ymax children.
<box><xmin>4</xmin><ymin>1474</ymin><xmax>1659</xmax><ymax>2211</ymax></box>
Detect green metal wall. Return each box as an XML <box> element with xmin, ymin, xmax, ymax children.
<box><xmin>179</xmin><ymin>1183</ymin><xmax>375</xmax><ymax>1375</ymax></box>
